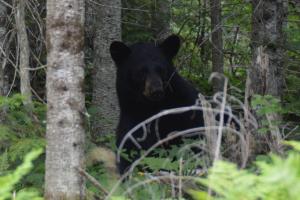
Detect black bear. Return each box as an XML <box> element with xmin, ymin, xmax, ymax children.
<box><xmin>110</xmin><ymin>35</ymin><xmax>204</xmax><ymax>174</ymax></box>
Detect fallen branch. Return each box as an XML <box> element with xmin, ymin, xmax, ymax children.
<box><xmin>77</xmin><ymin>167</ymin><xmax>108</xmax><ymax>195</ymax></box>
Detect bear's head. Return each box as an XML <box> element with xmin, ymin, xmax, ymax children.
<box><xmin>110</xmin><ymin>35</ymin><xmax>180</xmax><ymax>102</ymax></box>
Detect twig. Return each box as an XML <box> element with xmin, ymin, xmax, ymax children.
<box><xmin>30</xmin><ymin>86</ymin><xmax>46</xmax><ymax>104</ymax></box>
<box><xmin>106</xmin><ymin>74</ymin><xmax>258</xmax><ymax>198</ymax></box>
<box><xmin>209</xmin><ymin>73</ymin><xmax>228</xmax><ymax>162</ymax></box>
<box><xmin>122</xmin><ymin>175</ymin><xmax>199</xmax><ymax>198</ymax></box>
<box><xmin>0</xmin><ymin>0</ymin><xmax>13</xmax><ymax>9</ymax></box>
<box><xmin>77</xmin><ymin>167</ymin><xmax>108</xmax><ymax>195</ymax></box>
<box><xmin>178</xmin><ymin>157</ymin><xmax>183</xmax><ymax>199</ymax></box>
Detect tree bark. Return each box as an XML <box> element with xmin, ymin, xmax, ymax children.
<box><xmin>210</xmin><ymin>0</ymin><xmax>224</xmax><ymax>92</ymax></box>
<box><xmin>0</xmin><ymin>1</ymin><xmax>7</xmax><ymax>96</ymax></box>
<box><xmin>248</xmin><ymin>0</ymin><xmax>286</xmax><ymax>98</ymax></box>
<box><xmin>45</xmin><ymin>0</ymin><xmax>86</xmax><ymax>199</ymax></box>
<box><xmin>91</xmin><ymin>0</ymin><xmax>121</xmax><ymax>136</ymax></box>
<box><xmin>151</xmin><ymin>0</ymin><xmax>171</xmax><ymax>41</ymax></box>
<box><xmin>14</xmin><ymin>0</ymin><xmax>32</xmax><ymax>107</ymax></box>
<box><xmin>245</xmin><ymin>0</ymin><xmax>287</xmax><ymax>153</ymax></box>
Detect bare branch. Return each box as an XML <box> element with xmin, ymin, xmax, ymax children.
<box><xmin>77</xmin><ymin>167</ymin><xmax>108</xmax><ymax>195</ymax></box>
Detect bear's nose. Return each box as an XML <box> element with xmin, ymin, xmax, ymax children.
<box><xmin>149</xmin><ymin>87</ymin><xmax>164</xmax><ymax>101</ymax></box>
<box><xmin>151</xmin><ymin>89</ymin><xmax>164</xmax><ymax>99</ymax></box>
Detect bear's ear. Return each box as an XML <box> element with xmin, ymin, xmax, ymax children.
<box><xmin>110</xmin><ymin>41</ymin><xmax>131</xmax><ymax>64</ymax></box>
<box><xmin>159</xmin><ymin>35</ymin><xmax>181</xmax><ymax>60</ymax></box>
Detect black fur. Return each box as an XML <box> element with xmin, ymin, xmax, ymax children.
<box><xmin>110</xmin><ymin>35</ymin><xmax>204</xmax><ymax>174</ymax></box>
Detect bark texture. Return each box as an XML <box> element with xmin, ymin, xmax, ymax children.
<box><xmin>45</xmin><ymin>0</ymin><xmax>85</xmax><ymax>199</ymax></box>
<box><xmin>151</xmin><ymin>0</ymin><xmax>171</xmax><ymax>41</ymax></box>
<box><xmin>210</xmin><ymin>0</ymin><xmax>224</xmax><ymax>92</ymax></box>
<box><xmin>91</xmin><ymin>0</ymin><xmax>121</xmax><ymax>136</ymax></box>
<box><xmin>248</xmin><ymin>0</ymin><xmax>286</xmax><ymax>98</ymax></box>
<box><xmin>15</xmin><ymin>0</ymin><xmax>32</xmax><ymax>106</ymax></box>
<box><xmin>0</xmin><ymin>2</ymin><xmax>7</xmax><ymax>96</ymax></box>
<box><xmin>245</xmin><ymin>0</ymin><xmax>287</xmax><ymax>153</ymax></box>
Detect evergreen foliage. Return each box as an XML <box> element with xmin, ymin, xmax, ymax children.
<box><xmin>0</xmin><ymin>149</ymin><xmax>43</xmax><ymax>200</ymax></box>
<box><xmin>0</xmin><ymin>95</ymin><xmax>45</xmax><ymax>193</ymax></box>
<box><xmin>188</xmin><ymin>141</ymin><xmax>300</xmax><ymax>200</ymax></box>
<box><xmin>0</xmin><ymin>0</ymin><xmax>299</xmax><ymax>198</ymax></box>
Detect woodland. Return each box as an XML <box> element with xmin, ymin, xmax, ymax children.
<box><xmin>0</xmin><ymin>0</ymin><xmax>300</xmax><ymax>200</ymax></box>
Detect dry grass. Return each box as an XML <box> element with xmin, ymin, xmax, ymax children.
<box><xmin>104</xmin><ymin>74</ymin><xmax>260</xmax><ymax>199</ymax></box>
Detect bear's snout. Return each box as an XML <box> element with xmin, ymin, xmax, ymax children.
<box><xmin>143</xmin><ymin>75</ymin><xmax>165</xmax><ymax>101</ymax></box>
<box><xmin>149</xmin><ymin>88</ymin><xmax>164</xmax><ymax>101</ymax></box>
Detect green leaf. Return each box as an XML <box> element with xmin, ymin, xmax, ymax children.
<box><xmin>186</xmin><ymin>189</ymin><xmax>211</xmax><ymax>200</ymax></box>
<box><xmin>283</xmin><ymin>141</ymin><xmax>300</xmax><ymax>151</ymax></box>
<box><xmin>0</xmin><ymin>149</ymin><xmax>43</xmax><ymax>200</ymax></box>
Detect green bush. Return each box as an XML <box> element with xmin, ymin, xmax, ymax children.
<box><xmin>188</xmin><ymin>141</ymin><xmax>300</xmax><ymax>200</ymax></box>
<box><xmin>0</xmin><ymin>94</ymin><xmax>46</xmax><ymax>192</ymax></box>
<box><xmin>0</xmin><ymin>149</ymin><xmax>43</xmax><ymax>200</ymax></box>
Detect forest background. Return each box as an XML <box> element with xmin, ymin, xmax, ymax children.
<box><xmin>0</xmin><ymin>0</ymin><xmax>299</xmax><ymax>199</ymax></box>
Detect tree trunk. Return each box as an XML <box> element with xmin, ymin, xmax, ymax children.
<box><xmin>210</xmin><ymin>0</ymin><xmax>224</xmax><ymax>92</ymax></box>
<box><xmin>14</xmin><ymin>0</ymin><xmax>32</xmax><ymax>107</ymax></box>
<box><xmin>0</xmin><ymin>1</ymin><xmax>7</xmax><ymax>96</ymax></box>
<box><xmin>248</xmin><ymin>0</ymin><xmax>286</xmax><ymax>98</ymax></box>
<box><xmin>151</xmin><ymin>0</ymin><xmax>171</xmax><ymax>41</ymax></box>
<box><xmin>91</xmin><ymin>0</ymin><xmax>121</xmax><ymax>137</ymax></box>
<box><xmin>245</xmin><ymin>0</ymin><xmax>287</xmax><ymax>153</ymax></box>
<box><xmin>45</xmin><ymin>0</ymin><xmax>86</xmax><ymax>199</ymax></box>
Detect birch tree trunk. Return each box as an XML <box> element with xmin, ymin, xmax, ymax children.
<box><xmin>45</xmin><ymin>0</ymin><xmax>86</xmax><ymax>199</ymax></box>
<box><xmin>210</xmin><ymin>0</ymin><xmax>224</xmax><ymax>92</ymax></box>
<box><xmin>0</xmin><ymin>2</ymin><xmax>7</xmax><ymax>96</ymax></box>
<box><xmin>245</xmin><ymin>0</ymin><xmax>287</xmax><ymax>153</ymax></box>
<box><xmin>91</xmin><ymin>0</ymin><xmax>121</xmax><ymax>137</ymax></box>
<box><xmin>14</xmin><ymin>0</ymin><xmax>32</xmax><ymax>107</ymax></box>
